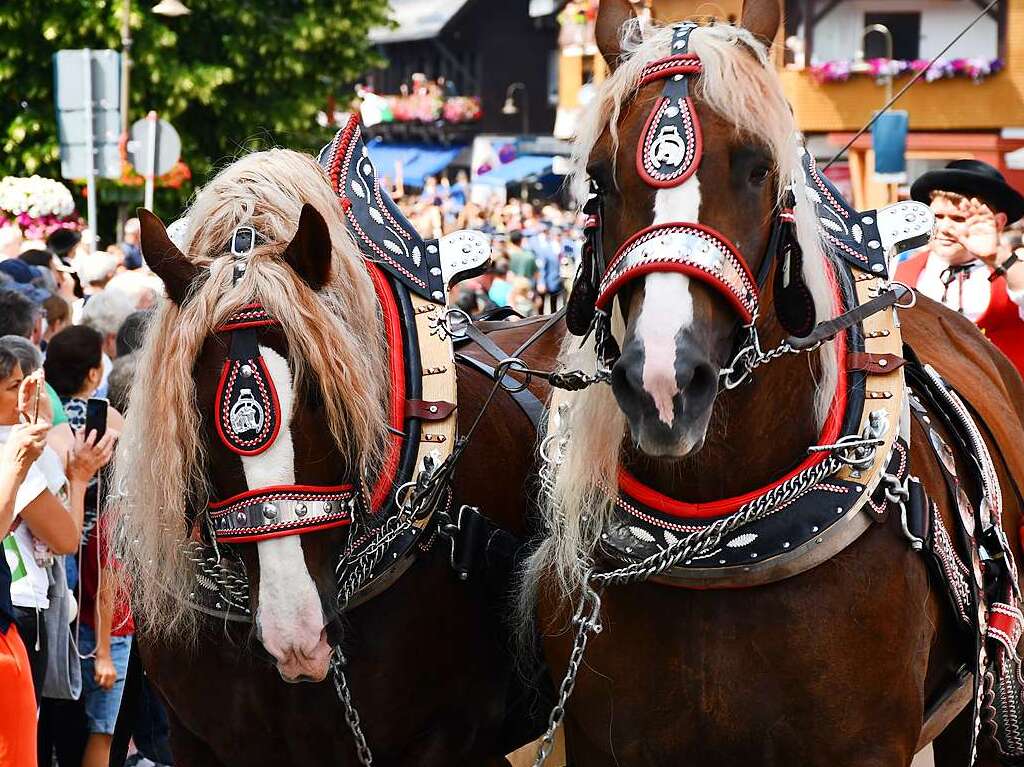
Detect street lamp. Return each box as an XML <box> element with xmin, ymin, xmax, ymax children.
<box><xmin>118</xmin><ymin>0</ymin><xmax>190</xmax><ymax>233</ymax></box>
<box><xmin>502</xmin><ymin>82</ymin><xmax>530</xmax><ymax>135</ymax></box>
<box><xmin>853</xmin><ymin>23</ymin><xmax>895</xmax><ymax>102</ymax></box>
<box><xmin>152</xmin><ymin>0</ymin><xmax>191</xmax><ymax>15</ymax></box>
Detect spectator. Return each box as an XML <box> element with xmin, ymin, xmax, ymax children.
<box><xmin>532</xmin><ymin>228</ymin><xmax>565</xmax><ymax>313</ymax></box>
<box><xmin>0</xmin><ymin>226</ymin><xmax>22</xmax><ymax>259</ymax></box>
<box><xmin>42</xmin><ymin>326</ymin><xmax>125</xmax><ymax>767</ymax></box>
<box><xmin>0</xmin><ymin>338</ymin><xmax>109</xmax><ymax>706</ymax></box>
<box><xmin>507</xmin><ymin>276</ymin><xmax>536</xmax><ymax>317</ymax></box>
<box><xmin>41</xmin><ymin>294</ymin><xmax>71</xmax><ymax>347</ymax></box>
<box><xmin>0</xmin><ymin>290</ymin><xmax>67</xmax><ymax>428</ymax></box>
<box><xmin>0</xmin><ymin>288</ymin><xmax>43</xmax><ymax>351</ymax></box>
<box><xmin>81</xmin><ymin>290</ymin><xmax>135</xmax><ymax>398</ymax></box>
<box><xmin>106</xmin><ymin>354</ymin><xmax>138</xmax><ymax>415</ymax></box>
<box><xmin>81</xmin><ymin>290</ymin><xmax>134</xmax><ymax>363</ymax></box>
<box><xmin>74</xmin><ymin>252</ymin><xmax>119</xmax><ymax>298</ymax></box>
<box><xmin>105</xmin><ymin>271</ymin><xmax>162</xmax><ymax>311</ymax></box>
<box><xmin>487</xmin><ymin>262</ymin><xmax>513</xmax><ymax>307</ymax></box>
<box><xmin>507</xmin><ymin>230</ymin><xmax>538</xmax><ymax>284</ymax></box>
<box><xmin>897</xmin><ymin>159</ymin><xmax>1024</xmax><ymax>374</ymax></box>
<box><xmin>45</xmin><ymin>229</ymin><xmax>81</xmax><ymax>264</ymax></box>
<box><xmin>115</xmin><ymin>310</ymin><xmax>152</xmax><ymax>359</ymax></box>
<box><xmin>0</xmin><ymin>410</ymin><xmax>49</xmax><ymax>767</ymax></box>
<box><xmin>21</xmin><ymin>249</ymin><xmax>77</xmax><ymax>306</ymax></box>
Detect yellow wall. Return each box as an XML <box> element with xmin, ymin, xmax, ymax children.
<box><xmin>651</xmin><ymin>0</ymin><xmax>742</xmax><ymax>22</ymax></box>
<box><xmin>784</xmin><ymin>0</ymin><xmax>1024</xmax><ymax>132</ymax></box>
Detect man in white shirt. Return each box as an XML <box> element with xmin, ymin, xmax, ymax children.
<box><xmin>897</xmin><ymin>159</ymin><xmax>1024</xmax><ymax>376</ymax></box>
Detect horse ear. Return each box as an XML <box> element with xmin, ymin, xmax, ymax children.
<box><xmin>741</xmin><ymin>0</ymin><xmax>782</xmax><ymax>47</ymax></box>
<box><xmin>282</xmin><ymin>204</ymin><xmax>332</xmax><ymax>291</ymax></box>
<box><xmin>138</xmin><ymin>208</ymin><xmax>201</xmax><ymax>305</ymax></box>
<box><xmin>597</xmin><ymin>0</ymin><xmax>637</xmax><ymax>72</ymax></box>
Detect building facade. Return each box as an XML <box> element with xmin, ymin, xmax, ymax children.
<box><xmin>554</xmin><ymin>0</ymin><xmax>1024</xmax><ymax>210</ymax></box>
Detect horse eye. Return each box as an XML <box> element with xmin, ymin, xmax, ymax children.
<box><xmin>749</xmin><ymin>165</ymin><xmax>771</xmax><ymax>185</ymax></box>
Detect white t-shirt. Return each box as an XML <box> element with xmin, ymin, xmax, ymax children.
<box><xmin>1</xmin><ymin>429</ymin><xmax>70</xmax><ymax>610</ymax></box>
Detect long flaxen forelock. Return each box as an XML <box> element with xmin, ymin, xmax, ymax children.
<box><xmin>523</xmin><ymin>22</ymin><xmax>840</xmax><ymax>618</ymax></box>
<box><xmin>112</xmin><ymin>149</ymin><xmax>388</xmax><ymax>640</ymax></box>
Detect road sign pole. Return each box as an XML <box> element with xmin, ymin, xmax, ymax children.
<box><xmin>83</xmin><ymin>49</ymin><xmax>98</xmax><ymax>253</ymax></box>
<box><xmin>144</xmin><ymin>110</ymin><xmax>157</xmax><ymax>211</ymax></box>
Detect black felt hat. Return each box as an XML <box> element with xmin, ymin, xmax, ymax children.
<box><xmin>45</xmin><ymin>227</ymin><xmax>82</xmax><ymax>256</ymax></box>
<box><xmin>911</xmin><ymin>159</ymin><xmax>1024</xmax><ymax>223</ymax></box>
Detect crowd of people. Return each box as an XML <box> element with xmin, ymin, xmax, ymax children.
<box><xmin>396</xmin><ymin>179</ymin><xmax>583</xmax><ymax>318</ymax></box>
<box><xmin>0</xmin><ymin>221</ymin><xmax>168</xmax><ymax>767</ymax></box>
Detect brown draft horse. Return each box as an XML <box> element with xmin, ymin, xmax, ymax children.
<box><xmin>524</xmin><ymin>1</ymin><xmax>1024</xmax><ymax>765</ymax></box>
<box><xmin>113</xmin><ymin>150</ymin><xmax>560</xmax><ymax>765</ymax></box>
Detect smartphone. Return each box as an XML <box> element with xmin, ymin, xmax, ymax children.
<box><xmin>31</xmin><ymin>375</ymin><xmax>42</xmax><ymax>424</ymax></box>
<box><xmin>84</xmin><ymin>398</ymin><xmax>109</xmax><ymax>442</ymax></box>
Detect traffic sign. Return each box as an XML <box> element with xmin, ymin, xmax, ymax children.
<box><xmin>53</xmin><ymin>49</ymin><xmax>122</xmax><ymax>180</ymax></box>
<box><xmin>128</xmin><ymin>116</ymin><xmax>181</xmax><ymax>177</ymax></box>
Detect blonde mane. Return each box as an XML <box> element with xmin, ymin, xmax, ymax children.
<box><xmin>523</xmin><ymin>21</ymin><xmax>840</xmax><ymax>609</ymax></box>
<box><xmin>112</xmin><ymin>149</ymin><xmax>388</xmax><ymax>639</ymax></box>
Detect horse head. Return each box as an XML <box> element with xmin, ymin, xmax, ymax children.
<box><xmin>578</xmin><ymin>0</ymin><xmax>832</xmax><ymax>458</ymax></box>
<box><xmin>118</xmin><ymin>150</ymin><xmax>388</xmax><ymax>684</ymax></box>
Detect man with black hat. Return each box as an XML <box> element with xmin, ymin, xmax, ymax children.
<box><xmin>896</xmin><ymin>159</ymin><xmax>1024</xmax><ymax>375</ymax></box>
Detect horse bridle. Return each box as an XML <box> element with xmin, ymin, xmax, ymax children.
<box><xmin>202</xmin><ymin>226</ymin><xmax>360</xmax><ymax>544</ymax></box>
<box><xmin>565</xmin><ymin>21</ymin><xmax>817</xmax><ymax>380</ymax></box>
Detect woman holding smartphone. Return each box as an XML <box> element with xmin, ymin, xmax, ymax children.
<box><xmin>42</xmin><ymin>325</ymin><xmax>126</xmax><ymax>767</ymax></box>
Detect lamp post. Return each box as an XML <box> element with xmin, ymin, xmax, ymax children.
<box><xmin>502</xmin><ymin>82</ymin><xmax>530</xmax><ymax>135</ymax></box>
<box><xmin>118</xmin><ymin>0</ymin><xmax>190</xmax><ymax>233</ymax></box>
<box><xmin>854</xmin><ymin>23</ymin><xmax>895</xmax><ymax>102</ymax></box>
<box><xmin>854</xmin><ymin>24</ymin><xmax>897</xmax><ymax>205</ymax></box>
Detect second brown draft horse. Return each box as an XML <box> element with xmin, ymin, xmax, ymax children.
<box><xmin>522</xmin><ymin>1</ymin><xmax>1024</xmax><ymax>765</ymax></box>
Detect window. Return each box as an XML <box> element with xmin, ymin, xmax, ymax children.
<box><xmin>863</xmin><ymin>12</ymin><xmax>921</xmax><ymax>60</ymax></box>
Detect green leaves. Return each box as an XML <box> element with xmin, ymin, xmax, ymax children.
<box><xmin>1</xmin><ymin>0</ymin><xmax>389</xmax><ymax>188</ymax></box>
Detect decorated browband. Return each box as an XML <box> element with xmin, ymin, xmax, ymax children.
<box><xmin>636</xmin><ymin>22</ymin><xmax>703</xmax><ymax>188</ymax></box>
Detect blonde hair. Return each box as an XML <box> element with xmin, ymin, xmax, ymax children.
<box><xmin>523</xmin><ymin>21</ymin><xmax>841</xmax><ymax>612</ymax></box>
<box><xmin>112</xmin><ymin>149</ymin><xmax>388</xmax><ymax>639</ymax></box>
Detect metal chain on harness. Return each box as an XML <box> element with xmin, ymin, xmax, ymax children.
<box><xmin>332</xmin><ymin>651</ymin><xmax>374</xmax><ymax>766</ymax></box>
<box><xmin>531</xmin><ymin>419</ymin><xmax>892</xmax><ymax>765</ymax></box>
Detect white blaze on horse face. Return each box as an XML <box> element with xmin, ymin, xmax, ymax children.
<box><xmin>242</xmin><ymin>347</ymin><xmax>329</xmax><ymax>678</ymax></box>
<box><xmin>635</xmin><ymin>177</ymin><xmax>701</xmax><ymax>426</ymax></box>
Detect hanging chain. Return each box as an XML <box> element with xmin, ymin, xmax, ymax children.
<box><xmin>532</xmin><ymin>579</ymin><xmax>602</xmax><ymax>767</ymax></box>
<box><xmin>331</xmin><ymin>651</ymin><xmax>374</xmax><ymax>766</ymax></box>
<box><xmin>530</xmin><ymin>416</ymin><xmax>893</xmax><ymax>764</ymax></box>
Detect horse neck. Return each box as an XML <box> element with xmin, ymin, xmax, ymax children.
<box><xmin>623</xmin><ymin>312</ymin><xmax>824</xmax><ymax>503</ymax></box>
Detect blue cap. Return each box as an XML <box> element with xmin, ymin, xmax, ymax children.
<box><xmin>6</xmin><ymin>283</ymin><xmax>49</xmax><ymax>306</ymax></box>
<box><xmin>0</xmin><ymin>259</ymin><xmax>42</xmax><ymax>284</ymax></box>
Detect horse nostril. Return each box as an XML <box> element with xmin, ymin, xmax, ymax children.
<box><xmin>611</xmin><ymin>344</ymin><xmax>644</xmax><ymax>394</ymax></box>
<box><xmin>682</xmin><ymin>362</ymin><xmax>717</xmax><ymax>406</ymax></box>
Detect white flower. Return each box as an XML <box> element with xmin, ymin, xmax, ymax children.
<box><xmin>0</xmin><ymin>175</ymin><xmax>76</xmax><ymax>218</ymax></box>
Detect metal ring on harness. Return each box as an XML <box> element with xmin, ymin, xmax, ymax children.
<box><xmin>891</xmin><ymin>281</ymin><xmax>918</xmax><ymax>310</ymax></box>
<box><xmin>440</xmin><ymin>307</ymin><xmax>472</xmax><ymax>340</ymax></box>
<box><xmin>494</xmin><ymin>357</ymin><xmax>533</xmax><ymax>393</ymax></box>
<box><xmin>393</xmin><ymin>480</ymin><xmax>418</xmax><ymax>512</ymax></box>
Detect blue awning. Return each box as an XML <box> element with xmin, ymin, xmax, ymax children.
<box><xmin>365</xmin><ymin>141</ymin><xmax>463</xmax><ymax>188</ymax></box>
<box><xmin>474</xmin><ymin>155</ymin><xmax>555</xmax><ymax>186</ymax></box>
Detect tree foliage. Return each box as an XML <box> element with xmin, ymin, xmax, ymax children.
<box><xmin>0</xmin><ymin>0</ymin><xmax>388</xmax><ymax>190</ymax></box>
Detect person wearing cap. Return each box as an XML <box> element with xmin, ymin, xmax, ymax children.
<box><xmin>896</xmin><ymin>159</ymin><xmax>1024</xmax><ymax>375</ymax></box>
<box><xmin>117</xmin><ymin>217</ymin><xmax>143</xmax><ymax>271</ymax></box>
